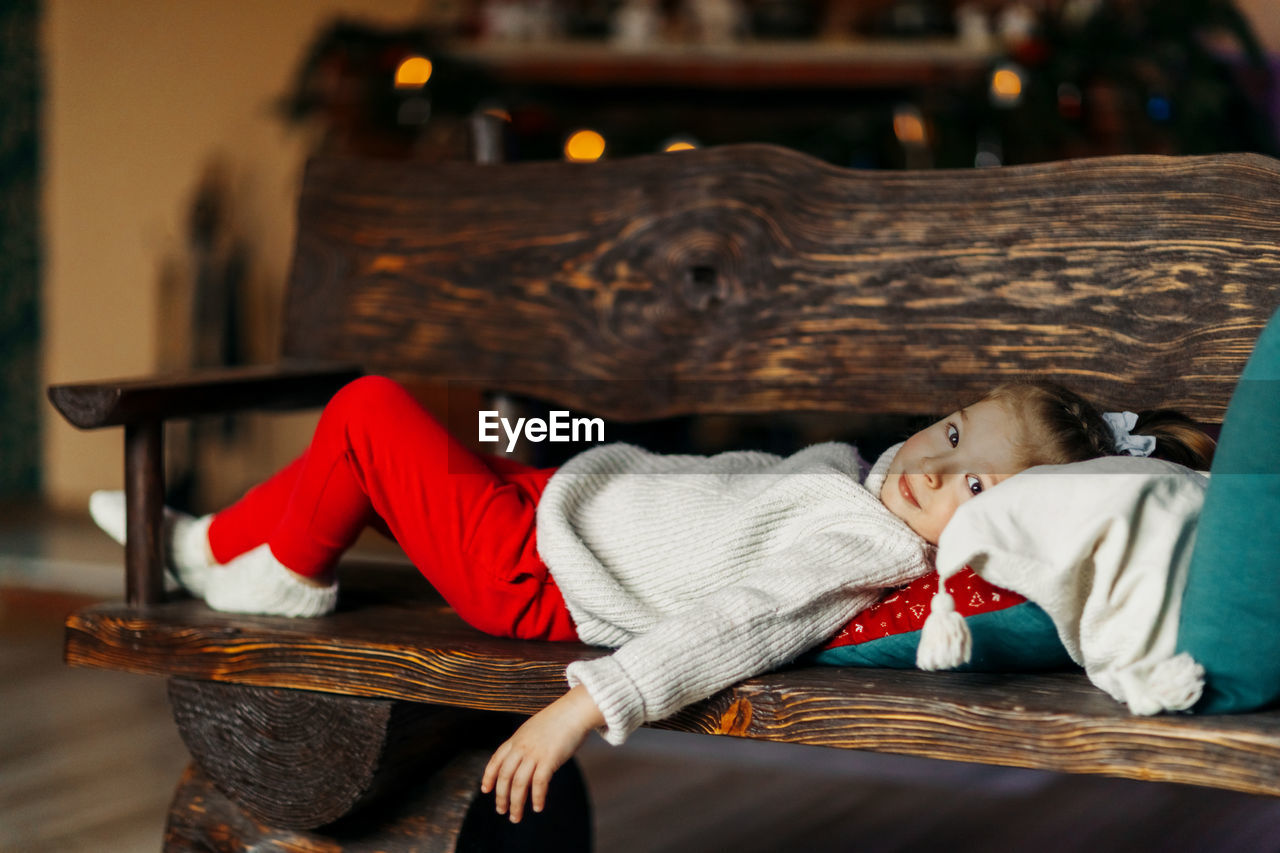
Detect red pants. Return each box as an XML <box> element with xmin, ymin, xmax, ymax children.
<box><xmin>206</xmin><ymin>376</ymin><xmax>578</xmax><ymax>641</ymax></box>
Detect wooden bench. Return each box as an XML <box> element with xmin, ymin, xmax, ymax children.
<box><xmin>50</xmin><ymin>142</ymin><xmax>1280</xmax><ymax>850</ymax></box>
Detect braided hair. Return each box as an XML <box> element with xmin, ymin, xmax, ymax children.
<box><xmin>983</xmin><ymin>381</ymin><xmax>1216</xmax><ymax>471</ymax></box>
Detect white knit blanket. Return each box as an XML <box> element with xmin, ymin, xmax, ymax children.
<box><xmin>933</xmin><ymin>456</ymin><xmax>1208</xmax><ymax>715</ymax></box>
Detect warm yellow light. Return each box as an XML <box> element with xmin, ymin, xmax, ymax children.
<box><xmin>664</xmin><ymin>141</ymin><xmax>696</xmax><ymax>152</ymax></box>
<box><xmin>991</xmin><ymin>68</ymin><xmax>1023</xmax><ymax>100</ymax></box>
<box><xmin>395</xmin><ymin>56</ymin><xmax>433</xmax><ymax>89</ymax></box>
<box><xmin>893</xmin><ymin>112</ymin><xmax>926</xmax><ymax>146</ymax></box>
<box><xmin>482</xmin><ymin>107</ymin><xmax>512</xmax><ymax>122</ymax></box>
<box><xmin>565</xmin><ymin>129</ymin><xmax>606</xmax><ymax>162</ymax></box>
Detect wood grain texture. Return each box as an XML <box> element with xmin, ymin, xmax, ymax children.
<box><xmin>284</xmin><ymin>144</ymin><xmax>1280</xmax><ymax>421</ymax></box>
<box><xmin>12</xmin><ymin>587</ymin><xmax>1280</xmax><ymax>853</ymax></box>
<box><xmin>170</xmin><ymin>680</ymin><xmax>388</xmax><ymax>829</ymax></box>
<box><xmin>47</xmin><ymin>363</ymin><xmax>362</xmax><ymax>430</ymax></box>
<box><xmin>167</xmin><ymin>679</ymin><xmax>494</xmax><ymax>830</ymax></box>
<box><xmin>163</xmin><ymin>756</ymin><xmax>591</xmax><ymax>852</ymax></box>
<box><xmin>65</xmin><ymin>595</ymin><xmax>1280</xmax><ymax>799</ymax></box>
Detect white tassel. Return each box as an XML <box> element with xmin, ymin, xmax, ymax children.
<box><xmin>916</xmin><ymin>587</ymin><xmax>972</xmax><ymax>671</ymax></box>
<box><xmin>1120</xmin><ymin>653</ymin><xmax>1205</xmax><ymax>715</ymax></box>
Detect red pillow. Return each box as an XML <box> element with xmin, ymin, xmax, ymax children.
<box><xmin>810</xmin><ymin>567</ymin><xmax>1072</xmax><ymax>673</ymax></box>
<box><xmin>823</xmin><ymin>567</ymin><xmax>1025</xmax><ymax>649</ymax></box>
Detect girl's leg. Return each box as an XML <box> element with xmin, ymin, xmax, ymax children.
<box><xmin>113</xmin><ymin>439</ymin><xmax>538</xmax><ymax>568</ymax></box>
<box><xmin>89</xmin><ymin>457</ymin><xmax>309</xmax><ymax>586</ymax></box>
<box><xmin>1179</xmin><ymin>309</ymin><xmax>1280</xmax><ymax>712</ymax></box>
<box><xmin>245</xmin><ymin>375</ymin><xmax>575</xmax><ymax>639</ymax></box>
<box><xmin>206</xmin><ymin>437</ymin><xmax>543</xmax><ymax>561</ymax></box>
<box><xmin>206</xmin><ymin>456</ymin><xmax>306</xmax><ymax>564</ymax></box>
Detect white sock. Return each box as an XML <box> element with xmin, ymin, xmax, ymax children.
<box><xmin>89</xmin><ymin>490</ymin><xmax>217</xmax><ymax>596</ymax></box>
<box><xmin>203</xmin><ymin>543</ymin><xmax>338</xmax><ymax>618</ymax></box>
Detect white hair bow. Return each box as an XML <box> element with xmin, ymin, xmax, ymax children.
<box><xmin>1102</xmin><ymin>411</ymin><xmax>1156</xmax><ymax>457</ymax></box>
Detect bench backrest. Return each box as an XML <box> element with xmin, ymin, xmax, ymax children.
<box><xmin>282</xmin><ymin>144</ymin><xmax>1280</xmax><ymax>422</ymax></box>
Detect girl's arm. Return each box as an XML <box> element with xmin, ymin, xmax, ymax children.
<box><xmin>481</xmin><ymin>683</ymin><xmax>604</xmax><ymax>823</ymax></box>
<box><xmin>482</xmin><ymin>525</ymin><xmax>924</xmax><ymax>820</ymax></box>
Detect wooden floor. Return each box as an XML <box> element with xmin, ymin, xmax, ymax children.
<box><xmin>5</xmin><ymin>510</ymin><xmax>1280</xmax><ymax>852</ymax></box>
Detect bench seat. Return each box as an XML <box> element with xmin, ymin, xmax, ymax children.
<box><xmin>64</xmin><ymin>561</ymin><xmax>1280</xmax><ymax>799</ymax></box>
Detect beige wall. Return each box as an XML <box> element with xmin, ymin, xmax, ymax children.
<box><xmin>41</xmin><ymin>0</ymin><xmax>421</xmax><ymax>510</ymax></box>
<box><xmin>1240</xmin><ymin>0</ymin><xmax>1280</xmax><ymax>53</ymax></box>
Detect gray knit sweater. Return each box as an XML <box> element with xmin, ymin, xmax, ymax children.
<box><xmin>535</xmin><ymin>441</ymin><xmax>931</xmax><ymax>745</ymax></box>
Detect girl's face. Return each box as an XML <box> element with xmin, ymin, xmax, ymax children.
<box><xmin>879</xmin><ymin>398</ymin><xmax>1028</xmax><ymax>544</ymax></box>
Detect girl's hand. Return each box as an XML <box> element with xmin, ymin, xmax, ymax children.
<box><xmin>481</xmin><ymin>684</ymin><xmax>605</xmax><ymax>823</ymax></box>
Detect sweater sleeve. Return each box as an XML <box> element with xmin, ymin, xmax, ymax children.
<box><xmin>565</xmin><ymin>526</ymin><xmax>926</xmax><ymax>745</ymax></box>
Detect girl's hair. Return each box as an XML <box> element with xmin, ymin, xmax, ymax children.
<box><xmin>983</xmin><ymin>381</ymin><xmax>1216</xmax><ymax>471</ymax></box>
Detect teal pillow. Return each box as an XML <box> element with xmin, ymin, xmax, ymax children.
<box><xmin>1177</xmin><ymin>310</ymin><xmax>1280</xmax><ymax>713</ymax></box>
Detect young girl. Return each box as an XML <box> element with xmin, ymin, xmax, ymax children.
<box><xmin>88</xmin><ymin>376</ymin><xmax>1212</xmax><ymax>822</ymax></box>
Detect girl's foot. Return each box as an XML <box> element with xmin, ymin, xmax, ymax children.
<box><xmin>89</xmin><ymin>491</ymin><xmax>337</xmax><ymax>617</ymax></box>
<box><xmin>203</xmin><ymin>544</ymin><xmax>338</xmax><ymax>618</ymax></box>
<box><xmin>89</xmin><ymin>490</ymin><xmax>216</xmax><ymax>596</ymax></box>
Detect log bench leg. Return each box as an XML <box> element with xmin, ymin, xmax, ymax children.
<box><xmin>165</xmin><ymin>679</ymin><xmax>591</xmax><ymax>851</ymax></box>
<box><xmin>164</xmin><ymin>756</ymin><xmax>591</xmax><ymax>852</ymax></box>
<box><xmin>124</xmin><ymin>420</ymin><xmax>164</xmax><ymax>606</ymax></box>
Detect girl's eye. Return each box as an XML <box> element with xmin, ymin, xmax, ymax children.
<box><xmin>946</xmin><ymin>423</ymin><xmax>959</xmax><ymax>447</ymax></box>
<box><xmin>966</xmin><ymin>474</ymin><xmax>983</xmax><ymax>496</ymax></box>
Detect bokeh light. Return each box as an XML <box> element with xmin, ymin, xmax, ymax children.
<box><xmin>394</xmin><ymin>55</ymin><xmax>432</xmax><ymax>89</ymax></box>
<box><xmin>990</xmin><ymin>65</ymin><xmax>1024</xmax><ymax>107</ymax></box>
<box><xmin>565</xmin><ymin>129</ymin><xmax>606</xmax><ymax>162</ymax></box>
<box><xmin>892</xmin><ymin>106</ymin><xmax>927</xmax><ymax>146</ymax></box>
<box><xmin>1147</xmin><ymin>95</ymin><xmax>1172</xmax><ymax>122</ymax></box>
<box><xmin>662</xmin><ymin>135</ymin><xmax>699</xmax><ymax>152</ymax></box>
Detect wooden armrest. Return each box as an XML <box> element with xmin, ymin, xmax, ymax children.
<box><xmin>47</xmin><ymin>362</ymin><xmax>364</xmax><ymax>430</ymax></box>
<box><xmin>48</xmin><ymin>361</ymin><xmax>362</xmax><ymax>607</ymax></box>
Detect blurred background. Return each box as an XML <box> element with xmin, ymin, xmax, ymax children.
<box><xmin>5</xmin><ymin>2</ymin><xmax>1280</xmax><ymax>850</ymax></box>
<box><xmin>2</xmin><ymin>0</ymin><xmax>1277</xmax><ymax>513</ymax></box>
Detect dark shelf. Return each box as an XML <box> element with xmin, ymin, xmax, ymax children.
<box><xmin>450</xmin><ymin>38</ymin><xmax>996</xmax><ymax>89</ymax></box>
